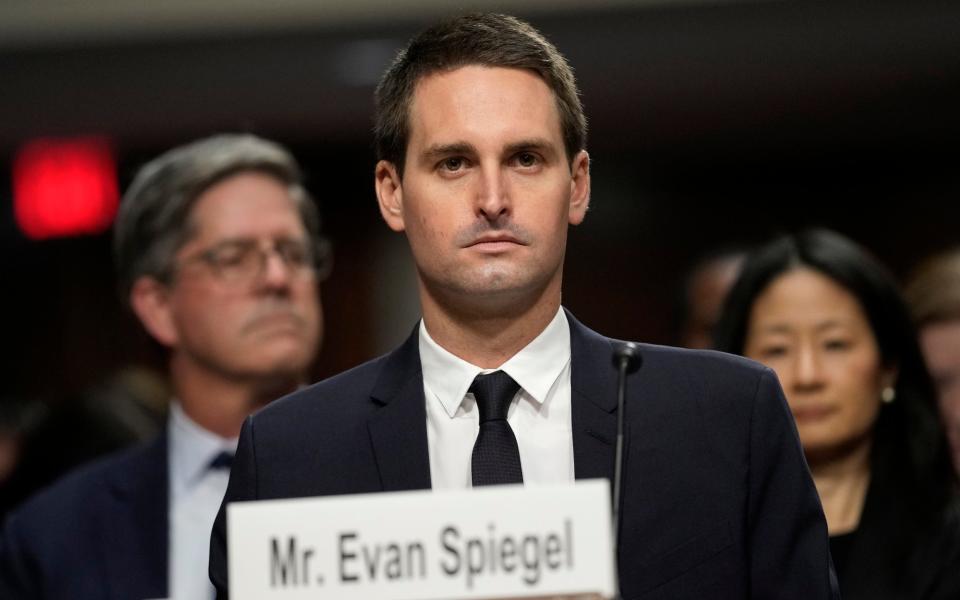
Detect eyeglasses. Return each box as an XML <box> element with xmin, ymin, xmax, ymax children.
<box><xmin>175</xmin><ymin>236</ymin><xmax>332</xmax><ymax>286</ymax></box>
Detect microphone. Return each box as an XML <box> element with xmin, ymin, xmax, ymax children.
<box><xmin>612</xmin><ymin>341</ymin><xmax>641</xmax><ymax>599</ymax></box>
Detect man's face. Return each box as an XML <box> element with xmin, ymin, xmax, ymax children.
<box><xmin>138</xmin><ymin>172</ymin><xmax>322</xmax><ymax>385</ymax></box>
<box><xmin>376</xmin><ymin>65</ymin><xmax>590</xmax><ymax>311</ymax></box>
<box><xmin>919</xmin><ymin>319</ymin><xmax>960</xmax><ymax>476</ymax></box>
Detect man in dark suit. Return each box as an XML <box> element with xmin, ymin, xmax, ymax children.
<box><xmin>0</xmin><ymin>134</ymin><xmax>328</xmax><ymax>600</ymax></box>
<box><xmin>210</xmin><ymin>14</ymin><xmax>837</xmax><ymax>599</ymax></box>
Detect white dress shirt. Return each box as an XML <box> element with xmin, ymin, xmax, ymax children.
<box><xmin>420</xmin><ymin>307</ymin><xmax>574</xmax><ymax>489</ymax></box>
<box><xmin>168</xmin><ymin>402</ymin><xmax>238</xmax><ymax>600</ymax></box>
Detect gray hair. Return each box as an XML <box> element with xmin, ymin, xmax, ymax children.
<box><xmin>113</xmin><ymin>134</ymin><xmax>327</xmax><ymax>302</ymax></box>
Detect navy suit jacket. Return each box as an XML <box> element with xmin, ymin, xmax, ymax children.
<box><xmin>210</xmin><ymin>312</ymin><xmax>838</xmax><ymax>599</ymax></box>
<box><xmin>0</xmin><ymin>434</ymin><xmax>169</xmax><ymax>600</ymax></box>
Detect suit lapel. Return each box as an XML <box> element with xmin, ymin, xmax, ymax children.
<box><xmin>364</xmin><ymin>313</ymin><xmax>625</xmax><ymax>493</ymax></box>
<box><xmin>101</xmin><ymin>434</ymin><xmax>169</xmax><ymax>600</ymax></box>
<box><xmin>367</xmin><ymin>324</ymin><xmax>433</xmax><ymax>492</ymax></box>
<box><xmin>567</xmin><ymin>309</ymin><xmax>621</xmax><ymax>484</ymax></box>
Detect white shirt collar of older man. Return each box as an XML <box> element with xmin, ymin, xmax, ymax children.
<box><xmin>169</xmin><ymin>401</ymin><xmax>238</xmax><ymax>497</ymax></box>
<box><xmin>419</xmin><ymin>307</ymin><xmax>571</xmax><ymax>417</ymax></box>
<box><xmin>168</xmin><ymin>401</ymin><xmax>238</xmax><ymax>600</ymax></box>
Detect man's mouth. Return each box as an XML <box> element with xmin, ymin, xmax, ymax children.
<box><xmin>464</xmin><ymin>233</ymin><xmax>527</xmax><ymax>250</ymax></box>
<box><xmin>242</xmin><ymin>310</ymin><xmax>304</xmax><ymax>334</ymax></box>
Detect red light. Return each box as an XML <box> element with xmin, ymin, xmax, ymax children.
<box><xmin>13</xmin><ymin>137</ymin><xmax>119</xmax><ymax>240</ymax></box>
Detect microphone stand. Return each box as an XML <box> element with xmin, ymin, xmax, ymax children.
<box><xmin>611</xmin><ymin>342</ymin><xmax>641</xmax><ymax>600</ymax></box>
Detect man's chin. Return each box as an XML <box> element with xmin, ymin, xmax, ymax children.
<box><xmin>452</xmin><ymin>273</ymin><xmax>552</xmax><ymax>307</ymax></box>
<box><xmin>245</xmin><ymin>361</ymin><xmax>310</xmax><ymax>400</ymax></box>
<box><xmin>436</xmin><ymin>265</ymin><xmax>533</xmax><ymax>295</ymax></box>
<box><xmin>238</xmin><ymin>346</ymin><xmax>313</xmax><ymax>381</ymax></box>
<box><xmin>245</xmin><ymin>326</ymin><xmax>318</xmax><ymax>357</ymax></box>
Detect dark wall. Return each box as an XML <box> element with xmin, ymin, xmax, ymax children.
<box><xmin>2</xmin><ymin>0</ymin><xmax>959</xmax><ymax>405</ymax></box>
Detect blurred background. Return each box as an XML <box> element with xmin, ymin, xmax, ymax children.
<box><xmin>1</xmin><ymin>0</ymin><xmax>959</xmax><ymax>506</ymax></box>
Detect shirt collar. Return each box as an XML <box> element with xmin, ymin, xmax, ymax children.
<box><xmin>419</xmin><ymin>307</ymin><xmax>571</xmax><ymax>418</ymax></box>
<box><xmin>169</xmin><ymin>401</ymin><xmax>238</xmax><ymax>493</ymax></box>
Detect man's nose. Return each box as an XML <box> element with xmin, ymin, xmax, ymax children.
<box><xmin>257</xmin><ymin>247</ymin><xmax>293</xmax><ymax>290</ymax></box>
<box><xmin>475</xmin><ymin>166</ymin><xmax>510</xmax><ymax>221</ymax></box>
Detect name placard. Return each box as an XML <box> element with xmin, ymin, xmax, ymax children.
<box><xmin>227</xmin><ymin>480</ymin><xmax>614</xmax><ymax>599</ymax></box>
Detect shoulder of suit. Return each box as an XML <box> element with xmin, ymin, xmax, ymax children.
<box><xmin>574</xmin><ymin>315</ymin><xmax>768</xmax><ymax>380</ymax></box>
<box><xmin>252</xmin><ymin>351</ymin><xmax>395</xmax><ymax>423</ymax></box>
<box><xmin>632</xmin><ymin>342</ymin><xmax>768</xmax><ymax>373</ymax></box>
<box><xmin>3</xmin><ymin>434</ymin><xmax>164</xmax><ymax>532</ymax></box>
<box><xmin>611</xmin><ymin>341</ymin><xmax>777</xmax><ymax>404</ymax></box>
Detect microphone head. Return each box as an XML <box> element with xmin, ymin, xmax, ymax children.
<box><xmin>613</xmin><ymin>341</ymin><xmax>642</xmax><ymax>373</ymax></box>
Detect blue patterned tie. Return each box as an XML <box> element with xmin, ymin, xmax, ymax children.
<box><xmin>470</xmin><ymin>371</ymin><xmax>523</xmax><ymax>486</ymax></box>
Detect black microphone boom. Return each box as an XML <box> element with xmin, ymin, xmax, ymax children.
<box><xmin>611</xmin><ymin>341</ymin><xmax>641</xmax><ymax>599</ymax></box>
<box><xmin>613</xmin><ymin>342</ymin><xmax>642</xmax><ymax>374</ymax></box>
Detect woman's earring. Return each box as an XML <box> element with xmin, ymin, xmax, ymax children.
<box><xmin>881</xmin><ymin>386</ymin><xmax>896</xmax><ymax>404</ymax></box>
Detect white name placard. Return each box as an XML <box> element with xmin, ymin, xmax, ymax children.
<box><xmin>228</xmin><ymin>479</ymin><xmax>614</xmax><ymax>600</ymax></box>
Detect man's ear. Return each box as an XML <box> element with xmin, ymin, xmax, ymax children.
<box><xmin>568</xmin><ymin>150</ymin><xmax>591</xmax><ymax>225</ymax></box>
<box><xmin>129</xmin><ymin>276</ymin><xmax>178</xmax><ymax>348</ymax></box>
<box><xmin>375</xmin><ymin>160</ymin><xmax>406</xmax><ymax>232</ymax></box>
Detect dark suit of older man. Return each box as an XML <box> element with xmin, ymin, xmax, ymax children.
<box><xmin>0</xmin><ymin>436</ymin><xmax>168</xmax><ymax>599</ymax></box>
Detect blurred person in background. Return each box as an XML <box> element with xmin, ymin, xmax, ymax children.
<box><xmin>0</xmin><ymin>133</ymin><xmax>328</xmax><ymax>600</ymax></box>
<box><xmin>675</xmin><ymin>246</ymin><xmax>746</xmax><ymax>349</ymax></box>
<box><xmin>0</xmin><ymin>397</ymin><xmax>46</xmax><ymax>507</ymax></box>
<box><xmin>0</xmin><ymin>366</ymin><xmax>169</xmax><ymax>520</ymax></box>
<box><xmin>905</xmin><ymin>247</ymin><xmax>960</xmax><ymax>478</ymax></box>
<box><xmin>714</xmin><ymin>228</ymin><xmax>960</xmax><ymax>599</ymax></box>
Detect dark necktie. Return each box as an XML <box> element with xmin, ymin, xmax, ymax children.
<box><xmin>208</xmin><ymin>451</ymin><xmax>234</xmax><ymax>471</ymax></box>
<box><xmin>470</xmin><ymin>370</ymin><xmax>523</xmax><ymax>486</ymax></box>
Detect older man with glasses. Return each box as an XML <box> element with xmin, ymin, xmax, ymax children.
<box><xmin>0</xmin><ymin>134</ymin><xmax>328</xmax><ymax>600</ymax></box>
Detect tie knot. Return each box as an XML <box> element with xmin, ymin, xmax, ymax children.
<box><xmin>470</xmin><ymin>370</ymin><xmax>520</xmax><ymax>423</ymax></box>
<box><xmin>208</xmin><ymin>451</ymin><xmax>234</xmax><ymax>471</ymax></box>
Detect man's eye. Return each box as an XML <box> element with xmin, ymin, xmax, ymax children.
<box><xmin>216</xmin><ymin>253</ymin><xmax>246</xmax><ymax>268</ymax></box>
<box><xmin>279</xmin><ymin>242</ymin><xmax>311</xmax><ymax>267</ymax></box>
<box><xmin>210</xmin><ymin>246</ymin><xmax>250</xmax><ymax>267</ymax></box>
<box><xmin>515</xmin><ymin>152</ymin><xmax>539</xmax><ymax>167</ymax></box>
<box><xmin>441</xmin><ymin>157</ymin><xmax>464</xmax><ymax>171</ymax></box>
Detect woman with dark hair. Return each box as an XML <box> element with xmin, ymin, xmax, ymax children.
<box><xmin>714</xmin><ymin>229</ymin><xmax>960</xmax><ymax>599</ymax></box>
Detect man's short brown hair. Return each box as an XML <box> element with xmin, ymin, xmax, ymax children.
<box><xmin>905</xmin><ymin>247</ymin><xmax>960</xmax><ymax>327</ymax></box>
<box><xmin>374</xmin><ymin>13</ymin><xmax>587</xmax><ymax>175</ymax></box>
